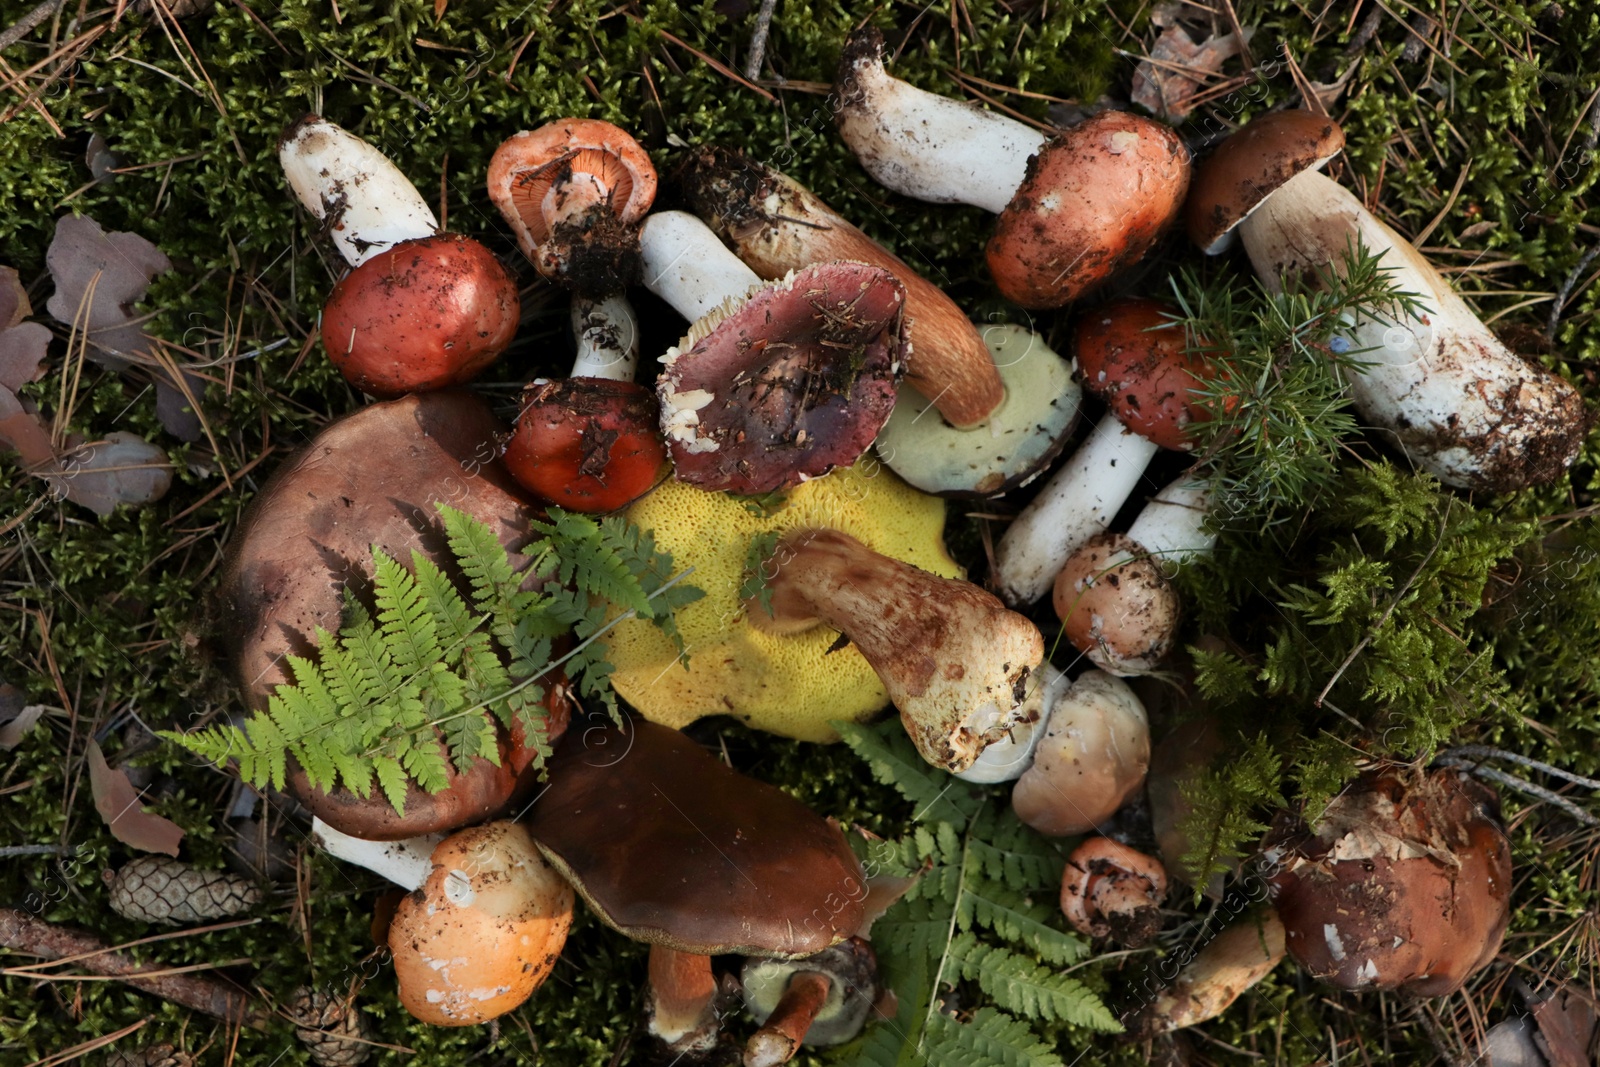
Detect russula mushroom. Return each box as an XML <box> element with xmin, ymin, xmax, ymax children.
<box><xmin>1011</xmin><ymin>670</ymin><xmax>1150</xmax><ymax>836</ymax></box>
<box><xmin>388</xmin><ymin>821</ymin><xmax>574</xmax><ymax>1025</ymax></box>
<box><xmin>749</xmin><ymin>528</ymin><xmax>1043</xmax><ymax>773</ymax></box>
<box><xmin>1130</xmin><ymin>909</ymin><xmax>1287</xmax><ymax>1034</ymax></box>
<box><xmin>993</xmin><ymin>299</ymin><xmax>1221</xmax><ymax>606</ymax></box>
<box><xmin>1197</xmin><ymin>112</ymin><xmax>1584</xmax><ymax>491</ymax></box>
<box><xmin>678</xmin><ymin>146</ymin><xmax>1080</xmax><ymax>496</ymax></box>
<box><xmin>487</xmin><ymin>125</ymin><xmax>667</xmax><ymax>514</ymax></box>
<box><xmin>1262</xmin><ymin>766</ymin><xmax>1512</xmax><ymax>996</ymax></box>
<box><xmin>607</xmin><ymin>461</ymin><xmax>958</xmax><ymax>744</ymax></box>
<box><xmin>215</xmin><ymin>392</ymin><xmax>567</xmax><ymax>840</ymax></box>
<box><xmin>1053</xmin><ymin>475</ymin><xmax>1215</xmax><ymax>675</ymax></box>
<box><xmin>639</xmin><ymin>210</ymin><xmax>904</xmax><ymax>493</ymax></box>
<box><xmin>835</xmin><ymin>27</ymin><xmax>1189</xmax><ymax>308</ymax></box>
<box><xmin>279</xmin><ymin>116</ymin><xmax>518</xmax><ymax>397</ymax></box>
<box><xmin>740</xmin><ymin>938</ymin><xmax>879</xmax><ymax>1066</ymax></box>
<box><xmin>1060</xmin><ymin>837</ymin><xmax>1167</xmax><ymax>947</ymax></box>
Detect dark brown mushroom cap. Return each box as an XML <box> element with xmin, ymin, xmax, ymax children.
<box><xmin>657</xmin><ymin>262</ymin><xmax>904</xmax><ymax>495</ymax></box>
<box><xmin>522</xmin><ymin>715</ymin><xmax>867</xmax><ymax>957</ymax></box>
<box><xmin>1265</xmin><ymin>767</ymin><xmax>1511</xmax><ymax>997</ymax></box>
<box><xmin>1185</xmin><ymin>111</ymin><xmax>1345</xmax><ymax>253</ymax></box>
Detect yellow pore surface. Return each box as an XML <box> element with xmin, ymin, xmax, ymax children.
<box><xmin>611</xmin><ymin>458</ymin><xmax>958</xmax><ymax>742</ymax></box>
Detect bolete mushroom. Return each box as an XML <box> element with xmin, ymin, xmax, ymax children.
<box><xmin>835</xmin><ymin>27</ymin><xmax>1189</xmax><ymax>308</ymax></box>
<box><xmin>639</xmin><ymin>210</ymin><xmax>904</xmax><ymax>493</ymax></box>
<box><xmin>214</xmin><ymin>392</ymin><xmax>566</xmax><ymax>839</ymax></box>
<box><xmin>677</xmin><ymin>145</ymin><xmax>1080</xmax><ymax>496</ymax></box>
<box><xmin>740</xmin><ymin>937</ymin><xmax>879</xmax><ymax>1066</ymax></box>
<box><xmin>279</xmin><ymin>116</ymin><xmax>518</xmax><ymax>397</ymax></box>
<box><xmin>952</xmin><ymin>659</ymin><xmax>1070</xmax><ymax>784</ymax></box>
<box><xmin>1129</xmin><ymin>908</ymin><xmax>1287</xmax><ymax>1034</ymax></box>
<box><xmin>388</xmin><ymin>821</ymin><xmax>574</xmax><ymax>1025</ymax></box>
<box><xmin>1011</xmin><ymin>670</ymin><xmax>1151</xmax><ymax>836</ymax></box>
<box><xmin>1060</xmin><ymin>837</ymin><xmax>1167</xmax><ymax>947</ymax></box>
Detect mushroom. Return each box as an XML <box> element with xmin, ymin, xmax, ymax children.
<box><xmin>214</xmin><ymin>392</ymin><xmax>567</xmax><ymax>839</ymax></box>
<box><xmin>953</xmin><ymin>659</ymin><xmax>1069</xmax><ymax>784</ymax></box>
<box><xmin>1053</xmin><ymin>475</ymin><xmax>1215</xmax><ymax>675</ymax></box>
<box><xmin>1262</xmin><ymin>766</ymin><xmax>1512</xmax><ymax>996</ymax></box>
<box><xmin>740</xmin><ymin>937</ymin><xmax>879</xmax><ymax>1065</ymax></box>
<box><xmin>647</xmin><ymin>945</ymin><xmax>723</xmax><ymax>1054</ymax></box>
<box><xmin>488</xmin><ymin>123</ymin><xmax>668</xmax><ymax>513</ymax></box>
<box><xmin>993</xmin><ymin>298</ymin><xmax>1221</xmax><ymax>606</ymax></box>
<box><xmin>678</xmin><ymin>145</ymin><xmax>1080</xmax><ymax>496</ymax></box>
<box><xmin>749</xmin><ymin>527</ymin><xmax>1043</xmax><ymax>773</ymax></box>
<box><xmin>279</xmin><ymin>116</ymin><xmax>518</xmax><ymax>397</ymax></box>
<box><xmin>1011</xmin><ymin>670</ymin><xmax>1150</xmax><ymax>836</ymax></box>
<box><xmin>834</xmin><ymin>27</ymin><xmax>1190</xmax><ymax>308</ymax></box>
<box><xmin>639</xmin><ymin>210</ymin><xmax>905</xmax><ymax>493</ymax></box>
<box><xmin>1060</xmin><ymin>837</ymin><xmax>1167</xmax><ymax>947</ymax></box>
<box><xmin>606</xmin><ymin>460</ymin><xmax>958</xmax><ymax>744</ymax></box>
<box><xmin>388</xmin><ymin>821</ymin><xmax>574</xmax><ymax>1025</ymax></box>
<box><xmin>1194</xmin><ymin>111</ymin><xmax>1585</xmax><ymax>491</ymax></box>
<box><xmin>1130</xmin><ymin>909</ymin><xmax>1287</xmax><ymax>1034</ymax></box>
<box><xmin>310</xmin><ymin>818</ymin><xmax>442</xmax><ymax>890</ymax></box>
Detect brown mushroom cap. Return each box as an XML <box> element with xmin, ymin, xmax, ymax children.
<box><xmin>1059</xmin><ymin>837</ymin><xmax>1168</xmax><ymax>947</ymax></box>
<box><xmin>1053</xmin><ymin>532</ymin><xmax>1180</xmax><ymax>675</ymax></box>
<box><xmin>658</xmin><ymin>262</ymin><xmax>904</xmax><ymax>494</ymax></box>
<box><xmin>216</xmin><ymin>392</ymin><xmax>565</xmax><ymax>840</ymax></box>
<box><xmin>522</xmin><ymin>715</ymin><xmax>867</xmax><ymax>957</ymax></box>
<box><xmin>389</xmin><ymin>821</ymin><xmax>574</xmax><ymax>1026</ymax></box>
<box><xmin>1185</xmin><ymin>111</ymin><xmax>1345</xmax><ymax>254</ymax></box>
<box><xmin>1074</xmin><ymin>297</ymin><xmax>1223</xmax><ymax>451</ymax></box>
<box><xmin>1264</xmin><ymin>767</ymin><xmax>1511</xmax><ymax>997</ymax></box>
<box><xmin>987</xmin><ymin>111</ymin><xmax>1190</xmax><ymax>308</ymax></box>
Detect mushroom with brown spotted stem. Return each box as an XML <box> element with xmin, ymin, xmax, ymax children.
<box><xmin>834</xmin><ymin>28</ymin><xmax>1189</xmax><ymax>308</ymax></box>
<box><xmin>678</xmin><ymin>145</ymin><xmax>1080</xmax><ymax>496</ymax></box>
<box><xmin>1060</xmin><ymin>837</ymin><xmax>1168</xmax><ymax>947</ymax></box>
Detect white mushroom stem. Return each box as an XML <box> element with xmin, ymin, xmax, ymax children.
<box><xmin>993</xmin><ymin>417</ymin><xmax>1161</xmax><ymax>606</ymax></box>
<box><xmin>1125</xmin><ymin>476</ymin><xmax>1216</xmax><ymax>573</ymax></box>
<box><xmin>836</xmin><ymin>33</ymin><xmax>1045</xmax><ymax>213</ymax></box>
<box><xmin>279</xmin><ymin>117</ymin><xmax>438</xmax><ymax>269</ymax></box>
<box><xmin>310</xmin><ymin>817</ymin><xmax>442</xmax><ymax>891</ymax></box>
<box><xmin>569</xmin><ymin>293</ymin><xmax>640</xmax><ymax>381</ymax></box>
<box><xmin>1239</xmin><ymin>169</ymin><xmax>1584</xmax><ymax>491</ymax></box>
<box><xmin>639</xmin><ymin>211</ymin><xmax>762</xmax><ymax>323</ymax></box>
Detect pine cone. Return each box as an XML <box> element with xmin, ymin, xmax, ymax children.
<box><xmin>289</xmin><ymin>987</ymin><xmax>373</xmax><ymax>1067</ymax></box>
<box><xmin>105</xmin><ymin>856</ymin><xmax>262</xmax><ymax>926</ymax></box>
<box><xmin>104</xmin><ymin>1043</ymin><xmax>196</xmax><ymax>1067</ymax></box>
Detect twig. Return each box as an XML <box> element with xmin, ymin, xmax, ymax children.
<box><xmin>742</xmin><ymin>0</ymin><xmax>777</xmax><ymax>81</ymax></box>
<box><xmin>0</xmin><ymin>907</ymin><xmax>270</xmax><ymax>1029</ymax></box>
<box><xmin>1214</xmin><ymin>0</ymin><xmax>1253</xmax><ymax>70</ymax></box>
<box><xmin>1546</xmin><ymin>241</ymin><xmax>1600</xmax><ymax>341</ymax></box>
<box><xmin>0</xmin><ymin>844</ymin><xmax>68</xmax><ymax>858</ymax></box>
<box><xmin>0</xmin><ymin>0</ymin><xmax>65</xmax><ymax>54</ymax></box>
<box><xmin>1435</xmin><ymin>759</ymin><xmax>1599</xmax><ymax>826</ymax></box>
<box><xmin>1438</xmin><ymin>745</ymin><xmax>1600</xmax><ymax>789</ymax></box>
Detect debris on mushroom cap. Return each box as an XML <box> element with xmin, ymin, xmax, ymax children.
<box><xmin>1054</xmin><ymin>532</ymin><xmax>1180</xmax><ymax>676</ymax></box>
<box><xmin>522</xmin><ymin>715</ymin><xmax>867</xmax><ymax>957</ymax></box>
<box><xmin>485</xmin><ymin>119</ymin><xmax>657</xmax><ymax>295</ymax></box>
<box><xmin>1012</xmin><ymin>670</ymin><xmax>1150</xmax><ymax>836</ymax></box>
<box><xmin>750</xmin><ymin>527</ymin><xmax>1043</xmax><ymax>774</ymax></box>
<box><xmin>389</xmin><ymin>821</ymin><xmax>574</xmax><ymax>1026</ymax></box>
<box><xmin>502</xmin><ymin>377</ymin><xmax>666</xmax><ymax>513</ymax></box>
<box><xmin>1060</xmin><ymin>837</ymin><xmax>1168</xmax><ymax>947</ymax></box>
<box><xmin>608</xmin><ymin>461</ymin><xmax>957</xmax><ymax>742</ymax></box>
<box><xmin>1074</xmin><ymin>297</ymin><xmax>1221</xmax><ymax>451</ymax></box>
<box><xmin>741</xmin><ymin>937</ymin><xmax>879</xmax><ymax>1061</ymax></box>
<box><xmin>1185</xmin><ymin>110</ymin><xmax>1345</xmax><ymax>254</ymax></box>
<box><xmin>320</xmin><ymin>232</ymin><xmax>519</xmax><ymax>398</ymax></box>
<box><xmin>215</xmin><ymin>392</ymin><xmax>567</xmax><ymax>840</ymax></box>
<box><xmin>1130</xmin><ymin>908</ymin><xmax>1287</xmax><ymax>1034</ymax></box>
<box><xmin>658</xmin><ymin>263</ymin><xmax>905</xmax><ymax>494</ymax></box>
<box><xmin>987</xmin><ymin>111</ymin><xmax>1191</xmax><ymax>309</ymax></box>
<box><xmin>1263</xmin><ymin>766</ymin><xmax>1512</xmax><ymax>997</ymax></box>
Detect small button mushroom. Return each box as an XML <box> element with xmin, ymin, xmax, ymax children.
<box><xmin>1129</xmin><ymin>908</ymin><xmax>1287</xmax><ymax>1034</ymax></box>
<box><xmin>749</xmin><ymin>528</ymin><xmax>1043</xmax><ymax>774</ymax></box>
<box><xmin>835</xmin><ymin>28</ymin><xmax>1189</xmax><ymax>308</ymax></box>
<box><xmin>1011</xmin><ymin>670</ymin><xmax>1150</xmax><ymax>836</ymax></box>
<box><xmin>1263</xmin><ymin>766</ymin><xmax>1512</xmax><ymax>997</ymax></box>
<box><xmin>740</xmin><ymin>938</ymin><xmax>879</xmax><ymax>1066</ymax></box>
<box><xmin>678</xmin><ymin>146</ymin><xmax>1081</xmax><ymax>497</ymax></box>
<box><xmin>1060</xmin><ymin>837</ymin><xmax>1167</xmax><ymax>947</ymax></box>
<box><xmin>640</xmin><ymin>211</ymin><xmax>905</xmax><ymax>494</ymax></box>
<box><xmin>279</xmin><ymin>116</ymin><xmax>518</xmax><ymax>397</ymax></box>
<box><xmin>388</xmin><ymin>821</ymin><xmax>574</xmax><ymax>1026</ymax></box>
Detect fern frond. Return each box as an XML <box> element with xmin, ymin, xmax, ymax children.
<box><xmin>923</xmin><ymin>1009</ymin><xmax>1067</xmax><ymax>1067</ymax></box>
<box><xmin>949</xmin><ymin>937</ymin><xmax>1121</xmax><ymax>1032</ymax></box>
<box><xmin>834</xmin><ymin>721</ymin><xmax>982</xmax><ymax>825</ymax></box>
<box><xmin>373</xmin><ymin>549</ymin><xmax>441</xmax><ymax>676</ymax></box>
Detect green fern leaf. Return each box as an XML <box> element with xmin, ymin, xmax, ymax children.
<box><xmin>950</xmin><ymin>937</ymin><xmax>1120</xmax><ymax>1032</ymax></box>
<box><xmin>372</xmin><ymin>755</ymin><xmax>410</xmax><ymax>816</ymax></box>
<box><xmin>834</xmin><ymin>721</ymin><xmax>982</xmax><ymax>825</ymax></box>
<box><xmin>960</xmin><ymin>883</ymin><xmax>1089</xmax><ymax>967</ymax></box>
<box><xmin>373</xmin><ymin>549</ymin><xmax>441</xmax><ymax>676</ymax></box>
<box><xmin>923</xmin><ymin>1009</ymin><xmax>1067</xmax><ymax>1067</ymax></box>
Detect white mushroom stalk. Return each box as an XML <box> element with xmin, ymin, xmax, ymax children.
<box><xmin>569</xmin><ymin>293</ymin><xmax>640</xmax><ymax>381</ymax></box>
<box><xmin>1240</xmin><ymin>169</ymin><xmax>1585</xmax><ymax>492</ymax></box>
<box><xmin>310</xmin><ymin>817</ymin><xmax>442</xmax><ymax>891</ymax></box>
<box><xmin>1133</xmin><ymin>910</ymin><xmax>1287</xmax><ymax>1034</ymax></box>
<box><xmin>1126</xmin><ymin>477</ymin><xmax>1216</xmax><ymax>567</ymax></box>
<box><xmin>954</xmin><ymin>659</ymin><xmax>1069</xmax><ymax>784</ymax></box>
<box><xmin>639</xmin><ymin>210</ymin><xmax>763</xmax><ymax>323</ymax></box>
<box><xmin>279</xmin><ymin>116</ymin><xmax>438</xmax><ymax>269</ymax></box>
<box><xmin>835</xmin><ymin>33</ymin><xmax>1045</xmax><ymax>214</ymax></box>
<box><xmin>992</xmin><ymin>416</ymin><xmax>1161</xmax><ymax>606</ymax></box>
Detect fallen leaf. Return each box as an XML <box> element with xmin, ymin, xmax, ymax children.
<box><xmin>1131</xmin><ymin>17</ymin><xmax>1254</xmax><ymax>122</ymax></box>
<box><xmin>155</xmin><ymin>369</ymin><xmax>205</xmax><ymax>442</ymax></box>
<box><xmin>0</xmin><ymin>322</ymin><xmax>50</xmax><ymax>393</ymax></box>
<box><xmin>0</xmin><ymin>266</ymin><xmax>29</xmax><ymax>330</ymax></box>
<box><xmin>0</xmin><ymin>385</ymin><xmax>59</xmax><ymax>470</ymax></box>
<box><xmin>0</xmin><ymin>705</ymin><xmax>45</xmax><ymax>750</ymax></box>
<box><xmin>44</xmin><ymin>215</ymin><xmax>171</xmax><ymax>369</ymax></box>
<box><xmin>1532</xmin><ymin>987</ymin><xmax>1599</xmax><ymax>1067</ymax></box>
<box><xmin>1482</xmin><ymin>1017</ymin><xmax>1545</xmax><ymax>1067</ymax></box>
<box><xmin>88</xmin><ymin>739</ymin><xmax>184</xmax><ymax>856</ymax></box>
<box><xmin>85</xmin><ymin>132</ymin><xmax>119</xmax><ymax>184</ymax></box>
<box><xmin>47</xmin><ymin>431</ymin><xmax>173</xmax><ymax>516</ymax></box>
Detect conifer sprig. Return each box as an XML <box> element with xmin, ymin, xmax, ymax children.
<box><xmin>165</xmin><ymin>505</ymin><xmax>702</xmax><ymax>815</ymax></box>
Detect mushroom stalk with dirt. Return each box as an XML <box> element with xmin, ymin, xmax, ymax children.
<box><xmin>1130</xmin><ymin>909</ymin><xmax>1287</xmax><ymax>1034</ymax></box>
<box><xmin>834</xmin><ymin>27</ymin><xmax>1190</xmax><ymax>308</ymax></box>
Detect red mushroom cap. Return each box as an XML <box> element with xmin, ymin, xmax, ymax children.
<box><xmin>658</xmin><ymin>262</ymin><xmax>905</xmax><ymax>495</ymax></box>
<box><xmin>503</xmin><ymin>377</ymin><xmax>667</xmax><ymax>513</ymax></box>
<box><xmin>321</xmin><ymin>233</ymin><xmax>519</xmax><ymax>398</ymax></box>
<box><xmin>1074</xmin><ymin>297</ymin><xmax>1221</xmax><ymax>451</ymax></box>
<box><xmin>1185</xmin><ymin>111</ymin><xmax>1346</xmax><ymax>253</ymax></box>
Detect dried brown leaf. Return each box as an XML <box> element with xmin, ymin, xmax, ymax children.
<box><xmin>0</xmin><ymin>705</ymin><xmax>45</xmax><ymax>750</ymax></box>
<box><xmin>48</xmin><ymin>431</ymin><xmax>173</xmax><ymax>516</ymax></box>
<box><xmin>88</xmin><ymin>739</ymin><xmax>184</xmax><ymax>856</ymax></box>
<box><xmin>1131</xmin><ymin>20</ymin><xmax>1254</xmax><ymax>122</ymax></box>
<box><xmin>0</xmin><ymin>322</ymin><xmax>50</xmax><ymax>392</ymax></box>
<box><xmin>1532</xmin><ymin>987</ymin><xmax>1599</xmax><ymax>1067</ymax></box>
<box><xmin>44</xmin><ymin>215</ymin><xmax>171</xmax><ymax>368</ymax></box>
<box><xmin>0</xmin><ymin>385</ymin><xmax>59</xmax><ymax>470</ymax></box>
<box><xmin>0</xmin><ymin>266</ymin><xmax>29</xmax><ymax>330</ymax></box>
